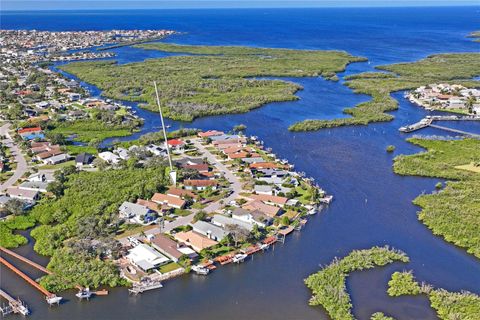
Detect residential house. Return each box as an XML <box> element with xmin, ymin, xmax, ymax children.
<box><xmin>6</xmin><ymin>187</ymin><xmax>39</xmax><ymax>202</ymax></box>
<box><xmin>231</xmin><ymin>208</ymin><xmax>273</xmax><ymax>228</ymax></box>
<box><xmin>249</xmin><ymin>194</ymin><xmax>289</xmax><ymax>207</ymax></box>
<box><xmin>242</xmin><ymin>200</ymin><xmax>281</xmax><ymax>218</ymax></box>
<box><xmin>18</xmin><ymin>181</ymin><xmax>49</xmax><ymax>193</ymax></box>
<box><xmin>150</xmin><ymin>234</ymin><xmax>197</xmax><ymax>262</ymax></box>
<box><xmin>126</xmin><ymin>244</ymin><xmax>170</xmax><ymax>272</ymax></box>
<box><xmin>174</xmin><ymin>231</ymin><xmax>218</xmax><ymax>253</ymax></box>
<box><xmin>211</xmin><ymin>214</ymin><xmax>253</xmax><ymax>232</ymax></box>
<box><xmin>184</xmin><ymin>179</ymin><xmax>218</xmax><ymax>191</ymax></box>
<box><xmin>198</xmin><ymin>130</ymin><xmax>224</xmax><ymax>138</ymax></box>
<box><xmin>191</xmin><ymin>220</ymin><xmax>228</xmax><ymax>241</ymax></box>
<box><xmin>75</xmin><ymin>152</ymin><xmax>94</xmax><ymax>168</ymax></box>
<box><xmin>98</xmin><ymin>151</ymin><xmax>120</xmax><ymax>164</ymax></box>
<box><xmin>254</xmin><ymin>185</ymin><xmax>273</xmax><ymax>195</ymax></box>
<box><xmin>119</xmin><ymin>201</ymin><xmax>156</xmax><ymax>224</ymax></box>
<box><xmin>151</xmin><ymin>193</ymin><xmax>186</xmax><ymax>209</ymax></box>
<box><xmin>43</xmin><ymin>153</ymin><xmax>70</xmax><ymax>165</ymax></box>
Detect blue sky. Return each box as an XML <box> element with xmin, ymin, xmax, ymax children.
<box><xmin>2</xmin><ymin>0</ymin><xmax>478</xmax><ymax>11</ymax></box>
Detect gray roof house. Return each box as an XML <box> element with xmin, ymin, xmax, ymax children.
<box><xmin>119</xmin><ymin>201</ymin><xmax>150</xmax><ymax>220</ymax></box>
<box><xmin>191</xmin><ymin>221</ymin><xmax>228</xmax><ymax>242</ymax></box>
<box><xmin>211</xmin><ymin>214</ymin><xmax>253</xmax><ymax>232</ymax></box>
<box><xmin>254</xmin><ymin>185</ymin><xmax>273</xmax><ymax>195</ymax></box>
<box><xmin>231</xmin><ymin>208</ymin><xmax>273</xmax><ymax>228</ymax></box>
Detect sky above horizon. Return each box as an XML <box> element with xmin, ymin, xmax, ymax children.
<box><xmin>2</xmin><ymin>0</ymin><xmax>478</xmax><ymax>11</ymax></box>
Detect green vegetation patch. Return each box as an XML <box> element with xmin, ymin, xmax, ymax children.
<box><xmin>388</xmin><ymin>271</ymin><xmax>480</xmax><ymax>320</ymax></box>
<box><xmin>370</xmin><ymin>312</ymin><xmax>396</xmax><ymax>320</ymax></box>
<box><xmin>304</xmin><ymin>246</ymin><xmax>409</xmax><ymax>320</ymax></box>
<box><xmin>25</xmin><ymin>166</ymin><xmax>169</xmax><ymax>291</ymax></box>
<box><xmin>289</xmin><ymin>53</ymin><xmax>480</xmax><ymax>131</ymax></box>
<box><xmin>49</xmin><ymin>119</ymin><xmax>135</xmax><ymax>142</ymax></box>
<box><xmin>0</xmin><ymin>215</ymin><xmax>36</xmax><ymax>248</ymax></box>
<box><xmin>59</xmin><ymin>43</ymin><xmax>365</xmax><ymax>121</ymax></box>
<box><xmin>393</xmin><ymin>138</ymin><xmax>480</xmax><ymax>258</ymax></box>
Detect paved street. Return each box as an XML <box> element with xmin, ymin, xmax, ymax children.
<box><xmin>0</xmin><ymin>123</ymin><xmax>28</xmax><ymax>192</ymax></box>
<box><xmin>192</xmin><ymin>138</ymin><xmax>243</xmax><ymax>212</ymax></box>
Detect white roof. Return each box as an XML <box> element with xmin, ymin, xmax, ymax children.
<box><xmin>127</xmin><ymin>244</ymin><xmax>169</xmax><ymax>269</ymax></box>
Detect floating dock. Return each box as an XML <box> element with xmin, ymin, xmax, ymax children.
<box><xmin>0</xmin><ymin>289</ymin><xmax>29</xmax><ymax>316</ymax></box>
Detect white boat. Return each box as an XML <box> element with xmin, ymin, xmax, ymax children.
<box><xmin>17</xmin><ymin>303</ymin><xmax>29</xmax><ymax>316</ymax></box>
<box><xmin>232</xmin><ymin>253</ymin><xmax>248</xmax><ymax>263</ymax></box>
<box><xmin>191</xmin><ymin>265</ymin><xmax>210</xmax><ymax>275</ymax></box>
<box><xmin>259</xmin><ymin>243</ymin><xmax>270</xmax><ymax>250</ymax></box>
<box><xmin>320</xmin><ymin>195</ymin><xmax>334</xmax><ymax>204</ymax></box>
<box><xmin>46</xmin><ymin>295</ymin><xmax>62</xmax><ymax>306</ymax></box>
<box><xmin>75</xmin><ymin>288</ymin><xmax>92</xmax><ymax>300</ymax></box>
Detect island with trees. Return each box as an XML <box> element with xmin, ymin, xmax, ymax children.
<box><xmin>393</xmin><ymin>138</ymin><xmax>480</xmax><ymax>259</ymax></box>
<box><xmin>289</xmin><ymin>53</ymin><xmax>480</xmax><ymax>131</ymax></box>
<box><xmin>58</xmin><ymin>43</ymin><xmax>366</xmax><ymax>121</ymax></box>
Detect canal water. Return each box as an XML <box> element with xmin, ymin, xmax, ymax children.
<box><xmin>1</xmin><ymin>7</ymin><xmax>479</xmax><ymax>320</ymax></box>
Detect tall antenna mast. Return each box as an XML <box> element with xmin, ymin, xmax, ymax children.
<box><xmin>154</xmin><ymin>81</ymin><xmax>176</xmax><ymax>185</ymax></box>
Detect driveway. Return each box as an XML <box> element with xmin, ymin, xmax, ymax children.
<box><xmin>0</xmin><ymin>123</ymin><xmax>28</xmax><ymax>192</ymax></box>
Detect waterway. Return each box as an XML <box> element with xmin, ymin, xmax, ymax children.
<box><xmin>1</xmin><ymin>7</ymin><xmax>479</xmax><ymax>320</ymax></box>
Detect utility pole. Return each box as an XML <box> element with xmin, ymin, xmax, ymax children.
<box><xmin>153</xmin><ymin>81</ymin><xmax>176</xmax><ymax>185</ymax></box>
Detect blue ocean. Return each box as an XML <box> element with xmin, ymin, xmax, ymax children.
<box><xmin>1</xmin><ymin>7</ymin><xmax>479</xmax><ymax>320</ymax></box>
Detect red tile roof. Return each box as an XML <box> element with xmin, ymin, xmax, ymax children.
<box><xmin>167</xmin><ymin>139</ymin><xmax>185</xmax><ymax>146</ymax></box>
<box><xmin>198</xmin><ymin>130</ymin><xmax>224</xmax><ymax>138</ymax></box>
<box><xmin>18</xmin><ymin>127</ymin><xmax>42</xmax><ymax>134</ymax></box>
<box><xmin>184</xmin><ymin>179</ymin><xmax>218</xmax><ymax>187</ymax></box>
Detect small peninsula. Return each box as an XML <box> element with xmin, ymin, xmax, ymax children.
<box><xmin>393</xmin><ymin>138</ymin><xmax>480</xmax><ymax>259</ymax></box>
<box><xmin>59</xmin><ymin>43</ymin><xmax>365</xmax><ymax>121</ymax></box>
<box><xmin>289</xmin><ymin>53</ymin><xmax>480</xmax><ymax>131</ymax></box>
<box><xmin>388</xmin><ymin>271</ymin><xmax>480</xmax><ymax>319</ymax></box>
<box><xmin>304</xmin><ymin>246</ymin><xmax>409</xmax><ymax>320</ymax></box>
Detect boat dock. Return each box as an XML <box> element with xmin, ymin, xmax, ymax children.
<box><xmin>128</xmin><ymin>280</ymin><xmax>163</xmax><ymax>295</ymax></box>
<box><xmin>0</xmin><ymin>256</ymin><xmax>61</xmax><ymax>306</ymax></box>
<box><xmin>0</xmin><ymin>289</ymin><xmax>29</xmax><ymax>317</ymax></box>
<box><xmin>399</xmin><ymin>115</ymin><xmax>480</xmax><ymax>136</ymax></box>
<box><xmin>0</xmin><ymin>247</ymin><xmax>52</xmax><ymax>275</ymax></box>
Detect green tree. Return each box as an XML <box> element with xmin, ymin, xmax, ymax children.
<box><xmin>5</xmin><ymin>199</ymin><xmax>25</xmax><ymax>216</ymax></box>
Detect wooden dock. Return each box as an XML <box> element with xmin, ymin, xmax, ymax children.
<box><xmin>0</xmin><ymin>289</ymin><xmax>29</xmax><ymax>316</ymax></box>
<box><xmin>399</xmin><ymin>116</ymin><xmax>480</xmax><ymax>136</ymax></box>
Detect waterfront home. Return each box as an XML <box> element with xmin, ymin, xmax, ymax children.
<box><xmin>150</xmin><ymin>234</ymin><xmax>197</xmax><ymax>262</ymax></box>
<box><xmin>250</xmin><ymin>162</ymin><xmax>279</xmax><ymax>170</ymax></box>
<box><xmin>231</xmin><ymin>208</ymin><xmax>273</xmax><ymax>228</ymax></box>
<box><xmin>146</xmin><ymin>144</ymin><xmax>166</xmax><ymax>156</ymax></box>
<box><xmin>257</xmin><ymin>168</ymin><xmax>289</xmax><ymax>178</ymax></box>
<box><xmin>184</xmin><ymin>179</ymin><xmax>218</xmax><ymax>191</ymax></box>
<box><xmin>151</xmin><ymin>193</ymin><xmax>186</xmax><ymax>209</ymax></box>
<box><xmin>18</xmin><ymin>127</ymin><xmax>45</xmax><ymax>140</ymax></box>
<box><xmin>167</xmin><ymin>139</ymin><xmax>185</xmax><ymax>150</ymax></box>
<box><xmin>240</xmin><ymin>157</ymin><xmax>264</xmax><ymax>164</ymax></box>
<box><xmin>119</xmin><ymin>201</ymin><xmax>156</xmax><ymax>224</ymax></box>
<box><xmin>242</xmin><ymin>200</ymin><xmax>281</xmax><ymax>218</ymax></box>
<box><xmin>6</xmin><ymin>187</ymin><xmax>39</xmax><ymax>202</ymax></box>
<box><xmin>174</xmin><ymin>231</ymin><xmax>218</xmax><ymax>253</ymax></box>
<box><xmin>114</xmin><ymin>147</ymin><xmax>130</xmax><ymax>160</ymax></box>
<box><xmin>75</xmin><ymin>152</ymin><xmax>94</xmax><ymax>168</ymax></box>
<box><xmin>249</xmin><ymin>194</ymin><xmax>289</xmax><ymax>207</ymax></box>
<box><xmin>211</xmin><ymin>214</ymin><xmax>253</xmax><ymax>232</ymax></box>
<box><xmin>126</xmin><ymin>243</ymin><xmax>170</xmax><ymax>272</ymax></box>
<box><xmin>98</xmin><ymin>151</ymin><xmax>120</xmax><ymax>164</ymax></box>
<box><xmin>191</xmin><ymin>220</ymin><xmax>228</xmax><ymax>241</ymax></box>
<box><xmin>198</xmin><ymin>130</ymin><xmax>224</xmax><ymax>138</ymax></box>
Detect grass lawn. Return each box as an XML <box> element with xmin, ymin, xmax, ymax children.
<box><xmin>65</xmin><ymin>145</ymin><xmax>98</xmax><ymax>155</ymax></box>
<box><xmin>38</xmin><ymin>160</ymin><xmax>75</xmax><ymax>170</ymax></box>
<box><xmin>174</xmin><ymin>209</ymin><xmax>192</xmax><ymax>217</ymax></box>
<box><xmin>114</xmin><ymin>224</ymin><xmax>158</xmax><ymax>239</ymax></box>
<box><xmin>295</xmin><ymin>185</ymin><xmax>313</xmax><ymax>204</ymax></box>
<box><xmin>159</xmin><ymin>262</ymin><xmax>182</xmax><ymax>274</ymax></box>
